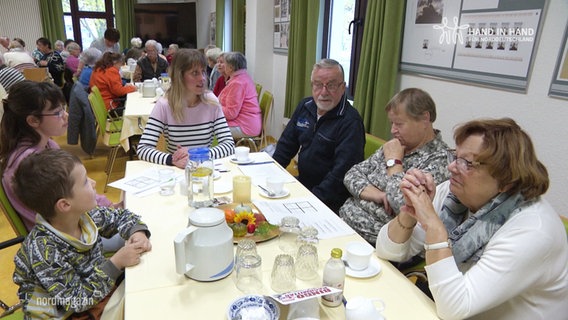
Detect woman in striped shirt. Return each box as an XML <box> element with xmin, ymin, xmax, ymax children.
<box><xmin>137</xmin><ymin>49</ymin><xmax>234</xmax><ymax>168</ymax></box>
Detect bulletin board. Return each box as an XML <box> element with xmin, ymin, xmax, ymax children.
<box><xmin>400</xmin><ymin>0</ymin><xmax>547</xmax><ymax>93</ymax></box>
<box><xmin>273</xmin><ymin>0</ymin><xmax>290</xmax><ymax>54</ymax></box>
<box><xmin>549</xmin><ymin>21</ymin><xmax>568</xmax><ymax>99</ymax></box>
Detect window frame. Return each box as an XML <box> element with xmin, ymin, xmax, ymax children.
<box><xmin>63</xmin><ymin>0</ymin><xmax>115</xmax><ymax>47</ymax></box>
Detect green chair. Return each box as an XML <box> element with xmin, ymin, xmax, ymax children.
<box><xmin>88</xmin><ymin>86</ymin><xmax>124</xmax><ymax>192</ymax></box>
<box><xmin>255</xmin><ymin>83</ymin><xmax>262</xmax><ymax>101</ymax></box>
<box><xmin>561</xmin><ymin>215</ymin><xmax>568</xmax><ymax>241</ymax></box>
<box><xmin>364</xmin><ymin>133</ymin><xmax>386</xmax><ymax>159</ymax></box>
<box><xmin>0</xmin><ymin>183</ymin><xmax>27</xmax><ymax>237</ymax></box>
<box><xmin>236</xmin><ymin>90</ymin><xmax>273</xmax><ymax>152</ymax></box>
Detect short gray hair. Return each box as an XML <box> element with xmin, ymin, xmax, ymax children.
<box><xmin>80</xmin><ymin>47</ymin><xmax>102</xmax><ymax>66</ymax></box>
<box><xmin>145</xmin><ymin>39</ymin><xmax>158</xmax><ymax>50</ymax></box>
<box><xmin>131</xmin><ymin>37</ymin><xmax>142</xmax><ymax>48</ymax></box>
<box><xmin>311</xmin><ymin>59</ymin><xmax>344</xmax><ymax>82</ymax></box>
<box><xmin>223</xmin><ymin>52</ymin><xmax>247</xmax><ymax>71</ymax></box>
<box><xmin>66</xmin><ymin>42</ymin><xmax>81</xmax><ymax>52</ymax></box>
<box><xmin>206</xmin><ymin>47</ymin><xmax>222</xmax><ymax>61</ymax></box>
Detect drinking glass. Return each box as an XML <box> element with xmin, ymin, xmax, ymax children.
<box><xmin>158</xmin><ymin>168</ymin><xmax>176</xmax><ymax>196</ymax></box>
<box><xmin>235</xmin><ymin>239</ymin><xmax>257</xmax><ymax>272</ymax></box>
<box><xmin>236</xmin><ymin>253</ymin><xmax>263</xmax><ymax>293</ymax></box>
<box><xmin>295</xmin><ymin>244</ymin><xmax>319</xmax><ymax>280</ymax></box>
<box><xmin>271</xmin><ymin>254</ymin><xmax>296</xmax><ymax>293</ymax></box>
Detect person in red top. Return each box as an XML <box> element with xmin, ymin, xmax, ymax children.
<box><xmin>89</xmin><ymin>52</ymin><xmax>136</xmax><ymax>112</ymax></box>
<box><xmin>212</xmin><ymin>53</ymin><xmax>227</xmax><ymax>96</ymax></box>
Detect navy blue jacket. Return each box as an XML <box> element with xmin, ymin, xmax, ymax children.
<box><xmin>273</xmin><ymin>96</ymin><xmax>365</xmax><ymax>213</ymax></box>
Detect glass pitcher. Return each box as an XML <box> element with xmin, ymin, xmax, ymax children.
<box><xmin>186</xmin><ymin>147</ymin><xmax>214</xmax><ymax>207</ymax></box>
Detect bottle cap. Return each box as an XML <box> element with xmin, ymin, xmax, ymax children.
<box><xmin>188</xmin><ymin>147</ymin><xmax>210</xmax><ymax>161</ymax></box>
<box><xmin>330</xmin><ymin>248</ymin><xmax>342</xmax><ymax>259</ymax></box>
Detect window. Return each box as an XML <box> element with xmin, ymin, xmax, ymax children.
<box><xmin>322</xmin><ymin>0</ymin><xmax>367</xmax><ymax>98</ymax></box>
<box><xmin>62</xmin><ymin>0</ymin><xmax>115</xmax><ymax>49</ymax></box>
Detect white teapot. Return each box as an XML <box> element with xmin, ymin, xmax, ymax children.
<box><xmin>174</xmin><ymin>208</ymin><xmax>234</xmax><ymax>281</ymax></box>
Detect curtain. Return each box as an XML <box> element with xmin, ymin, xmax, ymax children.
<box><xmin>284</xmin><ymin>0</ymin><xmax>320</xmax><ymax>118</ymax></box>
<box><xmin>232</xmin><ymin>0</ymin><xmax>246</xmax><ymax>53</ymax></box>
<box><xmin>39</xmin><ymin>0</ymin><xmax>65</xmax><ymax>43</ymax></box>
<box><xmin>353</xmin><ymin>0</ymin><xmax>405</xmax><ymax>139</ymax></box>
<box><xmin>115</xmin><ymin>0</ymin><xmax>136</xmax><ymax>52</ymax></box>
<box><xmin>216</xmin><ymin>0</ymin><xmax>225</xmax><ymax>49</ymax></box>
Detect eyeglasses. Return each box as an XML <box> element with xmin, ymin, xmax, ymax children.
<box><xmin>39</xmin><ymin>108</ymin><xmax>67</xmax><ymax>119</ymax></box>
<box><xmin>447</xmin><ymin>149</ymin><xmax>482</xmax><ymax>172</ymax></box>
<box><xmin>311</xmin><ymin>81</ymin><xmax>343</xmax><ymax>93</ymax></box>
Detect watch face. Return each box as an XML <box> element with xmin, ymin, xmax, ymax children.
<box><xmin>386</xmin><ymin>159</ymin><xmax>394</xmax><ymax>166</ymax></box>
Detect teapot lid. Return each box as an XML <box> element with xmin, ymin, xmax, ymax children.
<box><xmin>189</xmin><ymin>208</ymin><xmax>224</xmax><ymax>227</ymax></box>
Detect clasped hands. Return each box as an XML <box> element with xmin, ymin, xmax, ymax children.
<box><xmin>172</xmin><ymin>145</ymin><xmax>189</xmax><ymax>169</ymax></box>
<box><xmin>399</xmin><ymin>168</ymin><xmax>440</xmax><ymax>232</ymax></box>
<box><xmin>110</xmin><ymin>231</ymin><xmax>152</xmax><ymax>270</ymax></box>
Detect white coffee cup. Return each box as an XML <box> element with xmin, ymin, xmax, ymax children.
<box><xmin>345</xmin><ymin>242</ymin><xmax>374</xmax><ymax>271</ymax></box>
<box><xmin>345</xmin><ymin>297</ymin><xmax>385</xmax><ymax>320</ymax></box>
<box><xmin>266</xmin><ymin>177</ymin><xmax>284</xmax><ymax>195</ymax></box>
<box><xmin>234</xmin><ymin>146</ymin><xmax>250</xmax><ymax>162</ymax></box>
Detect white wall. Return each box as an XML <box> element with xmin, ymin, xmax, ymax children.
<box><xmin>0</xmin><ymin>0</ymin><xmax>42</xmax><ymax>54</ymax></box>
<box><xmin>399</xmin><ymin>0</ymin><xmax>568</xmax><ymax>215</ymax></box>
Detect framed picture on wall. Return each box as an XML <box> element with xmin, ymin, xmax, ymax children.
<box><xmin>274</xmin><ymin>0</ymin><xmax>290</xmax><ymax>54</ymax></box>
<box><xmin>549</xmin><ymin>21</ymin><xmax>568</xmax><ymax>99</ymax></box>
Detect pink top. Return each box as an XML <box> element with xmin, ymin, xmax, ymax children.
<box><xmin>1</xmin><ymin>140</ymin><xmax>112</xmax><ymax>231</ymax></box>
<box><xmin>218</xmin><ymin>69</ymin><xmax>261</xmax><ymax>136</ymax></box>
<box><xmin>66</xmin><ymin>55</ymin><xmax>80</xmax><ymax>74</ymax></box>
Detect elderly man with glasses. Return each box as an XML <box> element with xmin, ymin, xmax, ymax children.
<box><xmin>272</xmin><ymin>58</ymin><xmax>365</xmax><ymax>213</ymax></box>
<box><xmin>133</xmin><ymin>39</ymin><xmax>168</xmax><ymax>82</ymax></box>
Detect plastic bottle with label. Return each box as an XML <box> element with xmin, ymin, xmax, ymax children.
<box><xmin>321</xmin><ymin>248</ymin><xmax>345</xmax><ymax>307</ymax></box>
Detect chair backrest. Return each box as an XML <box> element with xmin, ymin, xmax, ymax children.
<box><xmin>364</xmin><ymin>133</ymin><xmax>386</xmax><ymax>159</ymax></box>
<box><xmin>561</xmin><ymin>215</ymin><xmax>568</xmax><ymax>241</ymax></box>
<box><xmin>255</xmin><ymin>83</ymin><xmax>262</xmax><ymax>101</ymax></box>
<box><xmin>22</xmin><ymin>67</ymin><xmax>50</xmax><ymax>82</ymax></box>
<box><xmin>0</xmin><ymin>182</ymin><xmax>27</xmax><ymax>237</ymax></box>
<box><xmin>88</xmin><ymin>86</ymin><xmax>110</xmax><ymax>140</ymax></box>
<box><xmin>259</xmin><ymin>90</ymin><xmax>273</xmax><ymax>137</ymax></box>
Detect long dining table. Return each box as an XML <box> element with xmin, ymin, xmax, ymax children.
<box><xmin>123</xmin><ymin>152</ymin><xmax>439</xmax><ymax>319</ymax></box>
<box><xmin>119</xmin><ymin>91</ymin><xmax>156</xmax><ymax>151</ymax></box>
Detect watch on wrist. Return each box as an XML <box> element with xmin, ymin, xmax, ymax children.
<box><xmin>386</xmin><ymin>158</ymin><xmax>402</xmax><ymax>168</ymax></box>
<box><xmin>424</xmin><ymin>241</ymin><xmax>451</xmax><ymax>250</ymax></box>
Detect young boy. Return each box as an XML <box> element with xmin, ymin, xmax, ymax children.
<box><xmin>12</xmin><ymin>149</ymin><xmax>151</xmax><ymax>319</ymax></box>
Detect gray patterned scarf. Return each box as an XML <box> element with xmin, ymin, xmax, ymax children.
<box><xmin>440</xmin><ymin>191</ymin><xmax>526</xmax><ymax>264</ymax></box>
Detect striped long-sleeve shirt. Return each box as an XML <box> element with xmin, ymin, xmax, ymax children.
<box><xmin>137</xmin><ymin>92</ymin><xmax>235</xmax><ymax>165</ymax></box>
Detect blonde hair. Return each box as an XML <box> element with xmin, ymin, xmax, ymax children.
<box><xmin>454</xmin><ymin>118</ymin><xmax>549</xmax><ymax>200</ymax></box>
<box><xmin>167</xmin><ymin>49</ymin><xmax>219</xmax><ymax>122</ymax></box>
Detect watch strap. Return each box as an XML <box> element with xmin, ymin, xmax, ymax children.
<box><xmin>386</xmin><ymin>159</ymin><xmax>402</xmax><ymax>168</ymax></box>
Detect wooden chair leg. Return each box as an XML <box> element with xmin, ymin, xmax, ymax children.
<box><xmin>104</xmin><ymin>146</ymin><xmax>119</xmax><ymax>192</ymax></box>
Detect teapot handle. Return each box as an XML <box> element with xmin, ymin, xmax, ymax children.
<box><xmin>174</xmin><ymin>226</ymin><xmax>199</xmax><ymax>275</ymax></box>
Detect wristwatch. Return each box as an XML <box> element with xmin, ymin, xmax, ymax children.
<box><xmin>386</xmin><ymin>159</ymin><xmax>402</xmax><ymax>168</ymax></box>
<box><xmin>424</xmin><ymin>241</ymin><xmax>451</xmax><ymax>250</ymax></box>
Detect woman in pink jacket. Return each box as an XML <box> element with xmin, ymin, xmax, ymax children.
<box><xmin>217</xmin><ymin>52</ymin><xmax>261</xmax><ymax>139</ymax></box>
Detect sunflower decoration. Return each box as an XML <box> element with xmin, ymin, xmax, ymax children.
<box><xmin>234</xmin><ymin>211</ymin><xmax>256</xmax><ymax>226</ymax></box>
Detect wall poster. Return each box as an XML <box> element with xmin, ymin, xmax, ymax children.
<box><xmin>400</xmin><ymin>0</ymin><xmax>547</xmax><ymax>92</ymax></box>
<box><xmin>549</xmin><ymin>21</ymin><xmax>568</xmax><ymax>99</ymax></box>
<box><xmin>274</xmin><ymin>0</ymin><xmax>290</xmax><ymax>53</ymax></box>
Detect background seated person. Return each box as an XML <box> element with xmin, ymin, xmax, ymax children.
<box><xmin>36</xmin><ymin>37</ymin><xmax>64</xmax><ymax>87</ymax></box>
<box><xmin>12</xmin><ymin>149</ymin><xmax>151</xmax><ymax>319</ymax></box>
<box><xmin>377</xmin><ymin>118</ymin><xmax>568</xmax><ymax>319</ymax></box>
<box><xmin>272</xmin><ymin>59</ymin><xmax>365</xmax><ymax>213</ymax></box>
<box><xmin>77</xmin><ymin>47</ymin><xmax>102</xmax><ymax>86</ymax></box>
<box><xmin>212</xmin><ymin>52</ymin><xmax>227</xmax><ymax>96</ymax></box>
<box><xmin>132</xmin><ymin>39</ymin><xmax>169</xmax><ymax>82</ymax></box>
<box><xmin>137</xmin><ymin>49</ymin><xmax>235</xmax><ymax>169</ymax></box>
<box><xmin>89</xmin><ymin>52</ymin><xmax>136</xmax><ymax>112</ymax></box>
<box><xmin>217</xmin><ymin>52</ymin><xmax>261</xmax><ymax>139</ymax></box>
<box><xmin>340</xmin><ymin>88</ymin><xmax>450</xmax><ymax>245</ymax></box>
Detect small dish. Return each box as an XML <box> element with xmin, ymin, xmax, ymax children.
<box><xmin>227</xmin><ymin>295</ymin><xmax>280</xmax><ymax>320</ymax></box>
<box><xmin>345</xmin><ymin>259</ymin><xmax>382</xmax><ymax>278</ymax></box>
<box><xmin>213</xmin><ymin>170</ymin><xmax>222</xmax><ymax>180</ymax></box>
<box><xmin>258</xmin><ymin>187</ymin><xmax>290</xmax><ymax>199</ymax></box>
<box><xmin>214</xmin><ymin>181</ymin><xmax>232</xmax><ymax>194</ymax></box>
<box><xmin>230</xmin><ymin>157</ymin><xmax>255</xmax><ymax>165</ymax></box>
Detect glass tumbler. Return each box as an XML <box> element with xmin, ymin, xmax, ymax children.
<box><xmin>296</xmin><ymin>226</ymin><xmax>319</xmax><ymax>249</ymax></box>
<box><xmin>271</xmin><ymin>254</ymin><xmax>296</xmax><ymax>293</ymax></box>
<box><xmin>235</xmin><ymin>239</ymin><xmax>257</xmax><ymax>272</ymax></box>
<box><xmin>158</xmin><ymin>168</ymin><xmax>176</xmax><ymax>196</ymax></box>
<box><xmin>278</xmin><ymin>216</ymin><xmax>301</xmax><ymax>254</ymax></box>
<box><xmin>295</xmin><ymin>244</ymin><xmax>319</xmax><ymax>281</ymax></box>
<box><xmin>236</xmin><ymin>254</ymin><xmax>263</xmax><ymax>293</ymax></box>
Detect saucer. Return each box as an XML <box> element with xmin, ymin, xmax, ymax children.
<box><xmin>214</xmin><ymin>181</ymin><xmax>232</xmax><ymax>194</ymax></box>
<box><xmin>213</xmin><ymin>170</ymin><xmax>221</xmax><ymax>180</ymax></box>
<box><xmin>259</xmin><ymin>187</ymin><xmax>290</xmax><ymax>199</ymax></box>
<box><xmin>227</xmin><ymin>295</ymin><xmax>280</xmax><ymax>320</ymax></box>
<box><xmin>230</xmin><ymin>157</ymin><xmax>255</xmax><ymax>164</ymax></box>
<box><xmin>345</xmin><ymin>259</ymin><xmax>381</xmax><ymax>278</ymax></box>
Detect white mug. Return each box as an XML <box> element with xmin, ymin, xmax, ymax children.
<box><xmin>345</xmin><ymin>242</ymin><xmax>374</xmax><ymax>271</ymax></box>
<box><xmin>234</xmin><ymin>146</ymin><xmax>250</xmax><ymax>161</ymax></box>
<box><xmin>345</xmin><ymin>297</ymin><xmax>385</xmax><ymax>320</ymax></box>
<box><xmin>266</xmin><ymin>177</ymin><xmax>284</xmax><ymax>194</ymax></box>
